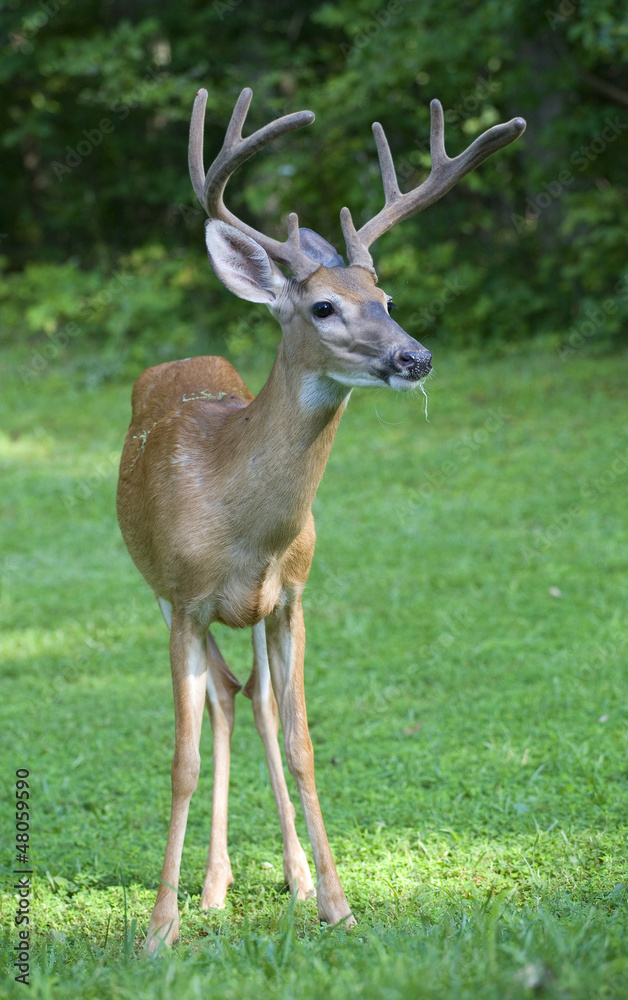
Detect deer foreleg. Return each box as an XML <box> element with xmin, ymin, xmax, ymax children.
<box><xmin>201</xmin><ymin>629</ymin><xmax>241</xmax><ymax>910</ymax></box>
<box><xmin>265</xmin><ymin>600</ymin><xmax>354</xmax><ymax>927</ymax></box>
<box><xmin>245</xmin><ymin>620</ymin><xmax>315</xmax><ymax>900</ymax></box>
<box><xmin>146</xmin><ymin>611</ymin><xmax>207</xmax><ymax>954</ymax></box>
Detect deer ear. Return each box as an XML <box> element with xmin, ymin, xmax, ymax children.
<box><xmin>205</xmin><ymin>220</ymin><xmax>286</xmax><ymax>304</ymax></box>
<box><xmin>299</xmin><ymin>228</ymin><xmax>346</xmax><ymax>268</ymax></box>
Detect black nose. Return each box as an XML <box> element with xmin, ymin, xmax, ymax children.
<box><xmin>392</xmin><ymin>349</ymin><xmax>432</xmax><ymax>379</ymax></box>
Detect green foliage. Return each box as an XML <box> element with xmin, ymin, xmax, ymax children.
<box><xmin>1</xmin><ymin>343</ymin><xmax>628</xmax><ymax>996</ymax></box>
<box><xmin>1</xmin><ymin>0</ymin><xmax>627</xmax><ymax>358</ymax></box>
<box><xmin>0</xmin><ymin>248</ymin><xmax>282</xmax><ymax>381</ymax></box>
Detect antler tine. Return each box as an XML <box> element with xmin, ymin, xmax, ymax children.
<box><xmin>339</xmin><ymin>207</ymin><xmax>376</xmax><ymax>274</ymax></box>
<box><xmin>202</xmin><ymin>90</ymin><xmax>315</xmax><ymax>211</ymax></box>
<box><xmin>189</xmin><ymin>88</ymin><xmax>209</xmax><ymax>204</ymax></box>
<box><xmin>372</xmin><ymin>122</ymin><xmax>400</xmax><ymax>205</ymax></box>
<box><xmin>350</xmin><ymin>99</ymin><xmax>526</xmax><ymax>254</ymax></box>
<box><xmin>188</xmin><ymin>87</ymin><xmax>318</xmax><ymax>280</ymax></box>
<box><xmin>223</xmin><ymin>86</ymin><xmax>254</xmax><ymax>147</ymax></box>
<box><xmin>338</xmin><ymin>119</ymin><xmax>403</xmax><ymax>276</ymax></box>
<box><xmin>429</xmin><ymin>98</ymin><xmax>448</xmax><ymax>168</ymax></box>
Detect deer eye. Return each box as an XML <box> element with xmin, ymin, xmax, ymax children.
<box><xmin>387</xmin><ymin>301</ymin><xmax>397</xmax><ymax>314</ymax></box>
<box><xmin>312</xmin><ymin>301</ymin><xmax>334</xmax><ymax>318</ymax></box>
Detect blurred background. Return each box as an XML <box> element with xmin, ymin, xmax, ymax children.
<box><xmin>1</xmin><ymin>8</ymin><xmax>627</xmax><ymax>990</ymax></box>
<box><xmin>1</xmin><ymin>0</ymin><xmax>626</xmax><ymax>378</ymax></box>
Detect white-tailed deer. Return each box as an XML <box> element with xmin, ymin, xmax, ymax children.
<box><xmin>117</xmin><ymin>85</ymin><xmax>525</xmax><ymax>953</ymax></box>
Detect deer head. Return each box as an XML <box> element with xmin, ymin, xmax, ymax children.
<box><xmin>188</xmin><ymin>87</ymin><xmax>525</xmax><ymax>401</ymax></box>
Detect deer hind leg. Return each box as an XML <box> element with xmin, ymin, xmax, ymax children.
<box><xmin>146</xmin><ymin>609</ymin><xmax>207</xmax><ymax>955</ymax></box>
<box><xmin>243</xmin><ymin>621</ymin><xmax>315</xmax><ymax>900</ymax></box>
<box><xmin>201</xmin><ymin>629</ymin><xmax>241</xmax><ymax>910</ymax></box>
<box><xmin>264</xmin><ymin>603</ymin><xmax>354</xmax><ymax>926</ymax></box>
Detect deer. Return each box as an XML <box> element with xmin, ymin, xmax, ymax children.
<box><xmin>116</xmin><ymin>84</ymin><xmax>525</xmax><ymax>953</ymax></box>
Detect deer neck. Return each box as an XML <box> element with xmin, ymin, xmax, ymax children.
<box><xmin>221</xmin><ymin>341</ymin><xmax>350</xmax><ymax>551</ymax></box>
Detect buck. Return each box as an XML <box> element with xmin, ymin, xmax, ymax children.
<box><xmin>117</xmin><ymin>85</ymin><xmax>525</xmax><ymax>953</ymax></box>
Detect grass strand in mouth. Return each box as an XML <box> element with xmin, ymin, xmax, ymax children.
<box><xmin>418</xmin><ymin>378</ymin><xmax>429</xmax><ymax>421</ymax></box>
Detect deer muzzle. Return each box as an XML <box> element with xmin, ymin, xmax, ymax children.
<box><xmin>391</xmin><ymin>347</ymin><xmax>432</xmax><ymax>380</ymax></box>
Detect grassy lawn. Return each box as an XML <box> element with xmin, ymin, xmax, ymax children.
<box><xmin>1</xmin><ymin>339</ymin><xmax>627</xmax><ymax>998</ymax></box>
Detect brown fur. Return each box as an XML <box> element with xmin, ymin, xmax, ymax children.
<box><xmin>116</xmin><ymin>240</ymin><xmax>430</xmax><ymax>953</ymax></box>
<box><xmin>118</xmin><ymin>354</ymin><xmax>337</xmax><ymax>628</ymax></box>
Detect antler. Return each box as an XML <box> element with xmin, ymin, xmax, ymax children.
<box><xmin>341</xmin><ymin>99</ymin><xmax>526</xmax><ymax>269</ymax></box>
<box><xmin>190</xmin><ymin>88</ymin><xmax>526</xmax><ymax>279</ymax></box>
<box><xmin>189</xmin><ymin>88</ymin><xmax>319</xmax><ymax>280</ymax></box>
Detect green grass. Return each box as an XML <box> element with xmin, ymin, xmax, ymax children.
<box><xmin>1</xmin><ymin>340</ymin><xmax>627</xmax><ymax>998</ymax></box>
